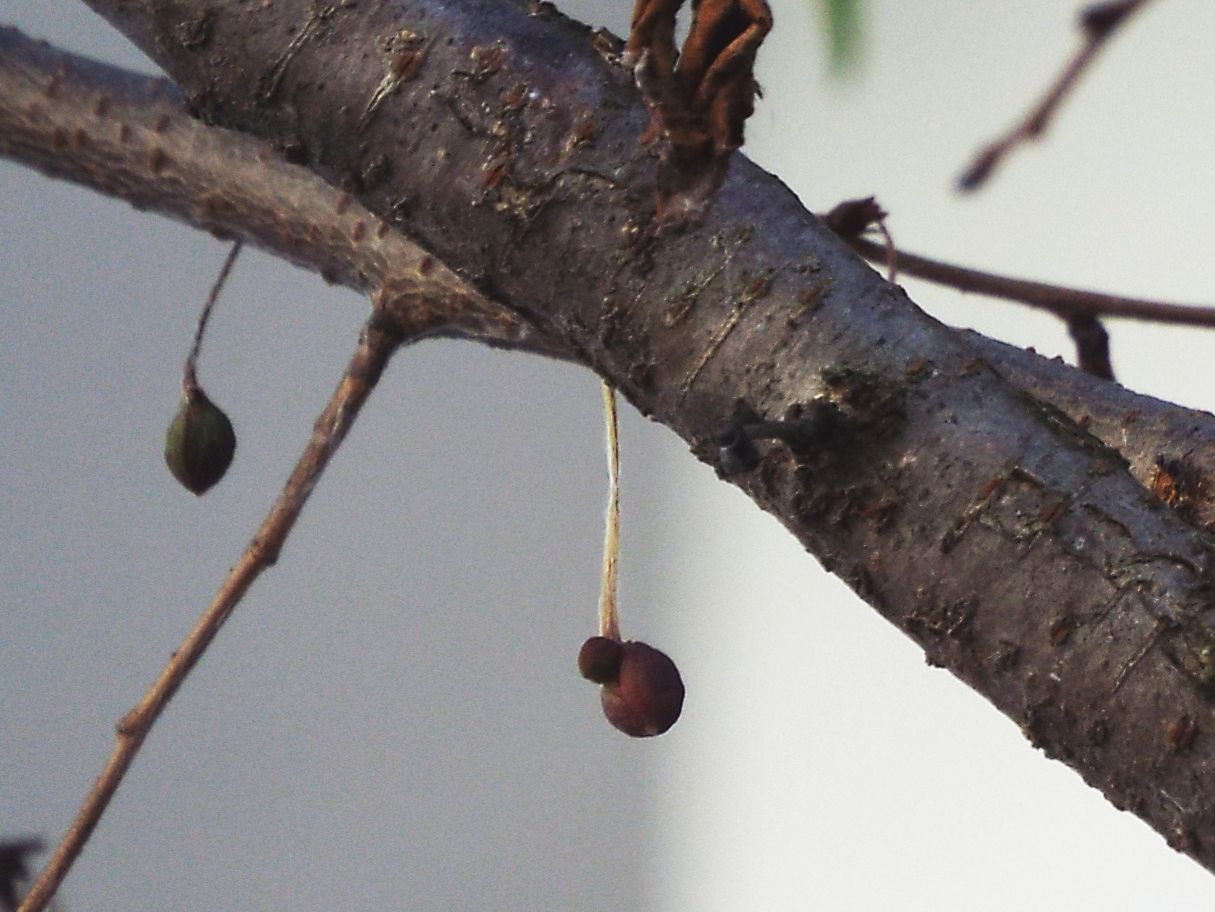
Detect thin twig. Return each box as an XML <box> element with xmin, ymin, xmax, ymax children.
<box><xmin>597</xmin><ymin>382</ymin><xmax>622</xmax><ymax>642</ymax></box>
<box><xmin>826</xmin><ymin>197</ymin><xmax>1125</xmax><ymax>372</ymax></box>
<box><xmin>958</xmin><ymin>0</ymin><xmax>1153</xmax><ymax>190</ymax></box>
<box><xmin>17</xmin><ymin>307</ymin><xmax>417</xmax><ymax>912</ymax></box>
<box><xmin>848</xmin><ymin>235</ymin><xmax>1215</xmax><ymax>329</ymax></box>
<box><xmin>1067</xmin><ymin>313</ymin><xmax>1115</xmax><ymax>380</ymax></box>
<box><xmin>0</xmin><ymin>840</ymin><xmax>44</xmax><ymax>912</ymax></box>
<box><xmin>875</xmin><ymin>219</ymin><xmax>897</xmax><ymax>283</ymax></box>
<box><xmin>184</xmin><ymin>241</ymin><xmax>242</xmax><ymax>392</ymax></box>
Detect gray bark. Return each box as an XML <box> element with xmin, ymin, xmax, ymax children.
<box><xmin>9</xmin><ymin>0</ymin><xmax>1215</xmax><ymax>874</ymax></box>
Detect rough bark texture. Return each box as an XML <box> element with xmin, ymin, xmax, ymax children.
<box><xmin>22</xmin><ymin>0</ymin><xmax>1215</xmax><ymax>871</ymax></box>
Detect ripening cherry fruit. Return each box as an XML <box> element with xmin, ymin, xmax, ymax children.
<box><xmin>578</xmin><ymin>635</ymin><xmax>623</xmax><ymax>684</ymax></box>
<box><xmin>164</xmin><ymin>386</ymin><xmax>236</xmax><ymax>495</ymax></box>
<box><xmin>579</xmin><ymin>637</ymin><xmax>684</xmax><ymax>737</ymax></box>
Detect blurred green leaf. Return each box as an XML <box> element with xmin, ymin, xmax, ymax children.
<box><xmin>819</xmin><ymin>0</ymin><xmax>863</xmax><ymax>76</ymax></box>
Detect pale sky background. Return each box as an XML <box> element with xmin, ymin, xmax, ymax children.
<box><xmin>3</xmin><ymin>1</ymin><xmax>1215</xmax><ymax>910</ymax></box>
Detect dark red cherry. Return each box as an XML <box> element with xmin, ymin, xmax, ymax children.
<box><xmin>578</xmin><ymin>636</ymin><xmax>624</xmax><ymax>684</ymax></box>
<box><xmin>599</xmin><ymin>641</ymin><xmax>684</xmax><ymax>737</ymax></box>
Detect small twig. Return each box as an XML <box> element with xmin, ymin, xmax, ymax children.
<box><xmin>183</xmin><ymin>242</ymin><xmax>242</xmax><ymax>392</ymax></box>
<box><xmin>875</xmin><ymin>219</ymin><xmax>897</xmax><ymax>283</ymax></box>
<box><xmin>1067</xmin><ymin>313</ymin><xmax>1115</xmax><ymax>380</ymax></box>
<box><xmin>958</xmin><ymin>0</ymin><xmax>1152</xmax><ymax>190</ymax></box>
<box><xmin>17</xmin><ymin>307</ymin><xmax>418</xmax><ymax>912</ymax></box>
<box><xmin>0</xmin><ymin>839</ymin><xmax>44</xmax><ymax>912</ymax></box>
<box><xmin>598</xmin><ymin>382</ymin><xmax>622</xmax><ymax>642</ymax></box>
<box><xmin>827</xmin><ymin>195</ymin><xmax>899</xmax><ymax>282</ymax></box>
<box><xmin>847</xmin><ymin>235</ymin><xmax>1215</xmax><ymax>329</ymax></box>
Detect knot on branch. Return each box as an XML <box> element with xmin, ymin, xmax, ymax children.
<box><xmin>716</xmin><ymin>400</ymin><xmax>847</xmax><ymax>475</ymax></box>
<box><xmin>716</xmin><ymin>366</ymin><xmax>904</xmax><ymax>476</ymax></box>
<box><xmin>822</xmin><ymin>196</ymin><xmax>887</xmax><ymax>240</ymax></box>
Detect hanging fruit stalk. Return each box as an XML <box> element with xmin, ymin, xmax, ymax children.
<box><xmin>598</xmin><ymin>381</ymin><xmax>622</xmax><ymax>644</ymax></box>
<box><xmin>578</xmin><ymin>382</ymin><xmax>685</xmax><ymax>737</ymax></box>
<box><xmin>164</xmin><ymin>242</ymin><xmax>241</xmax><ymax>495</ymax></box>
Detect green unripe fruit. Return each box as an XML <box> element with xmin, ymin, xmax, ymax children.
<box><xmin>164</xmin><ymin>387</ymin><xmax>236</xmax><ymax>495</ymax></box>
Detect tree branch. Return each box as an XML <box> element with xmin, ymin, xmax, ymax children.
<box><xmin>0</xmin><ymin>25</ymin><xmax>563</xmax><ymax>360</ymax></box>
<box><xmin>849</xmin><ymin>234</ymin><xmax>1215</xmax><ymax>328</ymax></box>
<box><xmin>958</xmin><ymin>0</ymin><xmax>1153</xmax><ymax>190</ymax></box>
<box><xmin>9</xmin><ymin>0</ymin><xmax>1215</xmax><ymax>886</ymax></box>
<box><xmin>6</xmin><ymin>24</ymin><xmax>1213</xmax><ymax>513</ymax></box>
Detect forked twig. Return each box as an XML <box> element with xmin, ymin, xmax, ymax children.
<box><xmin>825</xmin><ymin>195</ymin><xmax>1185</xmax><ymax>379</ymax></box>
<box><xmin>958</xmin><ymin>0</ymin><xmax>1153</xmax><ymax>190</ymax></box>
<box><xmin>18</xmin><ymin>306</ymin><xmax>420</xmax><ymax>912</ymax></box>
<box><xmin>847</xmin><ymin>235</ymin><xmax>1215</xmax><ymax>329</ymax></box>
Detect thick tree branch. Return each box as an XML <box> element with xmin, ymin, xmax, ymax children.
<box><xmin>9</xmin><ymin>0</ymin><xmax>1215</xmax><ymax>884</ymax></box>
<box><xmin>966</xmin><ymin>331</ymin><xmax>1215</xmax><ymax>533</ymax></box>
<box><xmin>9</xmin><ymin>24</ymin><xmax>1215</xmax><ymax>523</ymax></box>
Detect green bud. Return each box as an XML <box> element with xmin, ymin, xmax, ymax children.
<box><xmin>164</xmin><ymin>386</ymin><xmax>236</xmax><ymax>495</ymax></box>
